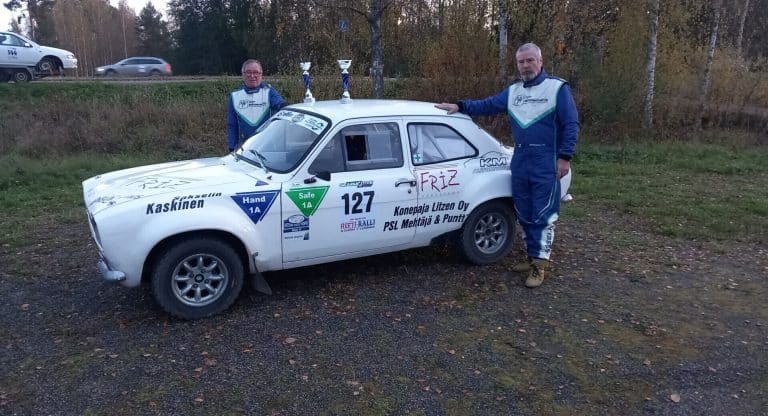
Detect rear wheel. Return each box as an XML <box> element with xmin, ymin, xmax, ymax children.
<box><xmin>151</xmin><ymin>238</ymin><xmax>244</xmax><ymax>320</ymax></box>
<box><xmin>458</xmin><ymin>201</ymin><xmax>515</xmax><ymax>265</ymax></box>
<box><xmin>150</xmin><ymin>69</ymin><xmax>162</xmax><ymax>76</ymax></box>
<box><xmin>12</xmin><ymin>69</ymin><xmax>32</xmax><ymax>83</ymax></box>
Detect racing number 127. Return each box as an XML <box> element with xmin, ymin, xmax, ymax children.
<box><xmin>342</xmin><ymin>191</ymin><xmax>374</xmax><ymax>215</ymax></box>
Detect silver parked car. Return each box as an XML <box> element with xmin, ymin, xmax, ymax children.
<box><xmin>95</xmin><ymin>57</ymin><xmax>172</xmax><ymax>77</ymax></box>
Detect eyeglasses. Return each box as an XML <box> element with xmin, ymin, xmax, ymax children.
<box><xmin>243</xmin><ymin>71</ymin><xmax>262</xmax><ymax>76</ymax></box>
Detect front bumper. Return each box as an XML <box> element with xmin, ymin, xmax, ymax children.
<box><xmin>97</xmin><ymin>258</ymin><xmax>126</xmax><ymax>283</ymax></box>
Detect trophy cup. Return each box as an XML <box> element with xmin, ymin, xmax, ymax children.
<box><xmin>337</xmin><ymin>59</ymin><xmax>352</xmax><ymax>103</ymax></box>
<box><xmin>299</xmin><ymin>62</ymin><xmax>314</xmax><ymax>104</ymax></box>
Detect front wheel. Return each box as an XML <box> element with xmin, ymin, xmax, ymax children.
<box><xmin>458</xmin><ymin>201</ymin><xmax>515</xmax><ymax>265</ymax></box>
<box><xmin>151</xmin><ymin>238</ymin><xmax>244</xmax><ymax>319</ymax></box>
<box><xmin>37</xmin><ymin>58</ymin><xmax>60</xmax><ymax>75</ymax></box>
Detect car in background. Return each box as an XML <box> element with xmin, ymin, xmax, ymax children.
<box><xmin>82</xmin><ymin>99</ymin><xmax>573</xmax><ymax>320</ymax></box>
<box><xmin>0</xmin><ymin>31</ymin><xmax>78</xmax><ymax>81</ymax></box>
<box><xmin>95</xmin><ymin>57</ymin><xmax>172</xmax><ymax>77</ymax></box>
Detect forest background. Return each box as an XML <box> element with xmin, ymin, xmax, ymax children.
<box><xmin>2</xmin><ymin>0</ymin><xmax>767</xmax><ymax>142</ymax></box>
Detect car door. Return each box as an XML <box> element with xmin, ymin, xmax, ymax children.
<box><xmin>281</xmin><ymin>119</ymin><xmax>418</xmax><ymax>262</ymax></box>
<box><xmin>0</xmin><ymin>33</ymin><xmax>39</xmax><ymax>66</ymax></box>
<box><xmin>406</xmin><ymin>120</ymin><xmax>480</xmax><ymax>236</ymax></box>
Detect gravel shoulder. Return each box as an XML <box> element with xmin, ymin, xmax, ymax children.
<box><xmin>1</xmin><ymin>204</ymin><xmax>766</xmax><ymax>415</ymax></box>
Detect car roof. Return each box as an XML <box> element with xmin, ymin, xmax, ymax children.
<box><xmin>288</xmin><ymin>99</ymin><xmax>469</xmax><ymax>124</ymax></box>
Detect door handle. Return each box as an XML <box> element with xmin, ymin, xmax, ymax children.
<box><xmin>395</xmin><ymin>178</ymin><xmax>417</xmax><ymax>187</ymax></box>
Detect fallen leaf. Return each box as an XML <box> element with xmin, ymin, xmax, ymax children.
<box><xmin>284</xmin><ymin>337</ymin><xmax>297</xmax><ymax>344</ymax></box>
<box><xmin>670</xmin><ymin>393</ymin><xmax>681</xmax><ymax>403</ymax></box>
<box><xmin>20</xmin><ymin>304</ymin><xmax>30</xmax><ymax>311</ymax></box>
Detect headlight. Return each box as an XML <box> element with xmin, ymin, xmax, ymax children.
<box><xmin>66</xmin><ymin>54</ymin><xmax>75</xmax><ymax>59</ymax></box>
<box><xmin>96</xmin><ymin>67</ymin><xmax>105</xmax><ymax>72</ymax></box>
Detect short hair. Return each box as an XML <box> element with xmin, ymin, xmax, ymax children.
<box><xmin>241</xmin><ymin>59</ymin><xmax>262</xmax><ymax>73</ymax></box>
<box><xmin>517</xmin><ymin>43</ymin><xmax>542</xmax><ymax>59</ymax></box>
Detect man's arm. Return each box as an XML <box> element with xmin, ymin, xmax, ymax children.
<box><xmin>435</xmin><ymin>88</ymin><xmax>510</xmax><ymax>117</ymax></box>
<box><xmin>269</xmin><ymin>87</ymin><xmax>287</xmax><ymax>112</ymax></box>
<box><xmin>226</xmin><ymin>93</ymin><xmax>238</xmax><ymax>152</ymax></box>
<box><xmin>556</xmin><ymin>84</ymin><xmax>579</xmax><ymax>161</ymax></box>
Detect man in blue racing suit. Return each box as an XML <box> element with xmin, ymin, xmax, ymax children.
<box><xmin>436</xmin><ymin>42</ymin><xmax>579</xmax><ymax>288</ymax></box>
<box><xmin>227</xmin><ymin>59</ymin><xmax>286</xmax><ymax>152</ymax></box>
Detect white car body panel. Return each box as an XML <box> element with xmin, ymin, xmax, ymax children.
<box><xmin>0</xmin><ymin>31</ymin><xmax>77</xmax><ymax>70</ymax></box>
<box><xmin>83</xmin><ymin>100</ymin><xmax>571</xmax><ymax>294</ymax></box>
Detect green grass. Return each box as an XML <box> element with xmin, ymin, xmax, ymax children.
<box><xmin>0</xmin><ymin>153</ymin><xmax>166</xmax><ymax>247</ymax></box>
<box><xmin>570</xmin><ymin>141</ymin><xmax>768</xmax><ymax>242</ymax></box>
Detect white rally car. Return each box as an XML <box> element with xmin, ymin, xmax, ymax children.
<box><xmin>83</xmin><ymin>99</ymin><xmax>571</xmax><ymax>319</ymax></box>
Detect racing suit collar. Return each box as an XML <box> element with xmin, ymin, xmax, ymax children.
<box><xmin>522</xmin><ymin>70</ymin><xmax>547</xmax><ymax>88</ymax></box>
<box><xmin>242</xmin><ymin>83</ymin><xmax>267</xmax><ymax>93</ymax></box>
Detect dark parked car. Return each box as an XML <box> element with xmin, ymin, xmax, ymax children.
<box><xmin>95</xmin><ymin>57</ymin><xmax>172</xmax><ymax>77</ymax></box>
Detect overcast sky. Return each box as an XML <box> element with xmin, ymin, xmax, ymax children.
<box><xmin>1</xmin><ymin>0</ymin><xmax>168</xmax><ymax>33</ymax></box>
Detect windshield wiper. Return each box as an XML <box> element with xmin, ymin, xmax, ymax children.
<box><xmin>249</xmin><ymin>149</ymin><xmax>270</xmax><ymax>174</ymax></box>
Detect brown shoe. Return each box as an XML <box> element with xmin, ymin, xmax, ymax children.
<box><xmin>524</xmin><ymin>259</ymin><xmax>550</xmax><ymax>288</ymax></box>
<box><xmin>511</xmin><ymin>257</ymin><xmax>532</xmax><ymax>273</ymax></box>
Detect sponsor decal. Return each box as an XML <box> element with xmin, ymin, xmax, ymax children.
<box><xmin>339</xmin><ymin>180</ymin><xmax>374</xmax><ymax>188</ymax></box>
<box><xmin>286</xmin><ymin>186</ymin><xmax>329</xmax><ymax>217</ymax></box>
<box><xmin>383</xmin><ymin>200</ymin><xmax>471</xmax><ymax>232</ymax></box>
<box><xmin>126</xmin><ymin>176</ymin><xmax>199</xmax><ymax>190</ymax></box>
<box><xmin>237</xmin><ymin>99</ymin><xmax>267</xmax><ymax>110</ymax></box>
<box><xmin>513</xmin><ymin>94</ymin><xmax>549</xmax><ymax>106</ymax></box>
<box><xmin>274</xmin><ymin>110</ymin><xmax>328</xmax><ymax>132</ymax></box>
<box><xmin>231</xmin><ymin>190</ymin><xmax>278</xmax><ymax>223</ymax></box>
<box><xmin>284</xmin><ymin>214</ymin><xmax>309</xmax><ymax>233</ymax></box>
<box><xmin>145</xmin><ymin>193</ymin><xmax>220</xmax><ymax>215</ymax></box>
<box><xmin>340</xmin><ymin>217</ymin><xmax>376</xmax><ymax>232</ymax></box>
<box><xmin>418</xmin><ymin>169</ymin><xmax>459</xmax><ymax>192</ymax></box>
<box><xmin>465</xmin><ymin>151</ymin><xmax>510</xmax><ymax>174</ymax></box>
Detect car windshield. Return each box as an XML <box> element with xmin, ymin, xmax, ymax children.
<box><xmin>237</xmin><ymin>109</ymin><xmax>329</xmax><ymax>174</ymax></box>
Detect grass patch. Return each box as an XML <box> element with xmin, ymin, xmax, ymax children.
<box><xmin>574</xmin><ymin>141</ymin><xmax>768</xmax><ymax>242</ymax></box>
<box><xmin>0</xmin><ymin>153</ymin><xmax>166</xmax><ymax>247</ymax></box>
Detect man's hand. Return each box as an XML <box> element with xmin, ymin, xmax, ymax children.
<box><xmin>435</xmin><ymin>103</ymin><xmax>459</xmax><ymax>114</ymax></box>
<box><xmin>557</xmin><ymin>159</ymin><xmax>570</xmax><ymax>179</ymax></box>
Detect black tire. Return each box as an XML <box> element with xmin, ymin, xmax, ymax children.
<box><xmin>37</xmin><ymin>57</ymin><xmax>59</xmax><ymax>75</ymax></box>
<box><xmin>105</xmin><ymin>69</ymin><xmax>117</xmax><ymax>77</ymax></box>
<box><xmin>12</xmin><ymin>69</ymin><xmax>31</xmax><ymax>83</ymax></box>
<box><xmin>151</xmin><ymin>238</ymin><xmax>244</xmax><ymax>320</ymax></box>
<box><xmin>458</xmin><ymin>201</ymin><xmax>515</xmax><ymax>265</ymax></box>
<box><xmin>150</xmin><ymin>69</ymin><xmax>162</xmax><ymax>76</ymax></box>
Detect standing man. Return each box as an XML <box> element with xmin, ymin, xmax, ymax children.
<box><xmin>227</xmin><ymin>59</ymin><xmax>286</xmax><ymax>152</ymax></box>
<box><xmin>436</xmin><ymin>42</ymin><xmax>579</xmax><ymax>288</ymax></box>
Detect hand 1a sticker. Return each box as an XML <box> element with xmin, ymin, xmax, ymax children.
<box><xmin>285</xmin><ymin>186</ymin><xmax>329</xmax><ymax>217</ymax></box>
<box><xmin>231</xmin><ymin>191</ymin><xmax>278</xmax><ymax>223</ymax></box>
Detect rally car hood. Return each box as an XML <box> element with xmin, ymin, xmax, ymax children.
<box><xmin>83</xmin><ymin>157</ymin><xmax>276</xmax><ymax>214</ymax></box>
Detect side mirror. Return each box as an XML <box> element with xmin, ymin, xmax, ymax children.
<box><xmin>315</xmin><ymin>171</ymin><xmax>331</xmax><ymax>181</ymax></box>
<box><xmin>24</xmin><ymin>42</ymin><xmax>31</xmax><ymax>47</ymax></box>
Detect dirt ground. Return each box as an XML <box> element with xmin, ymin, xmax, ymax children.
<box><xmin>1</xmin><ymin>205</ymin><xmax>766</xmax><ymax>416</ymax></box>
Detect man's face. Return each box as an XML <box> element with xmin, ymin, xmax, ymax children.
<box><xmin>242</xmin><ymin>63</ymin><xmax>263</xmax><ymax>88</ymax></box>
<box><xmin>516</xmin><ymin>49</ymin><xmax>543</xmax><ymax>82</ymax></box>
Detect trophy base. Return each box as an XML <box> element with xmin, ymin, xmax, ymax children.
<box><xmin>340</xmin><ymin>92</ymin><xmax>352</xmax><ymax>104</ymax></box>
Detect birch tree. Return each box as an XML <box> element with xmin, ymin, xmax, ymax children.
<box><xmin>642</xmin><ymin>0</ymin><xmax>660</xmax><ymax>130</ymax></box>
<box><xmin>735</xmin><ymin>0</ymin><xmax>750</xmax><ymax>59</ymax></box>
<box><xmin>497</xmin><ymin>0</ymin><xmax>508</xmax><ymax>81</ymax></box>
<box><xmin>698</xmin><ymin>0</ymin><xmax>722</xmax><ymax>129</ymax></box>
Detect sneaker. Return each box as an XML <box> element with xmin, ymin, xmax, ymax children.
<box><xmin>511</xmin><ymin>257</ymin><xmax>532</xmax><ymax>273</ymax></box>
<box><xmin>524</xmin><ymin>259</ymin><xmax>550</xmax><ymax>288</ymax></box>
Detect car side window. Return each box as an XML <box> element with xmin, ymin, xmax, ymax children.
<box><xmin>1</xmin><ymin>34</ymin><xmax>24</xmax><ymax>47</ymax></box>
<box><xmin>124</xmin><ymin>59</ymin><xmax>140</xmax><ymax>65</ymax></box>
<box><xmin>309</xmin><ymin>122</ymin><xmax>403</xmax><ymax>174</ymax></box>
<box><xmin>408</xmin><ymin>123</ymin><xmax>477</xmax><ymax>165</ymax></box>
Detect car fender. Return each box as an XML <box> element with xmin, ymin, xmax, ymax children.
<box><xmin>97</xmin><ymin>195</ymin><xmax>283</xmax><ymax>288</ymax></box>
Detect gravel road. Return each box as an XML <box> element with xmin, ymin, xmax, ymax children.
<box><xmin>1</xmin><ymin>206</ymin><xmax>766</xmax><ymax>415</ymax></box>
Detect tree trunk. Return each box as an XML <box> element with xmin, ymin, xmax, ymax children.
<box><xmin>497</xmin><ymin>0</ymin><xmax>508</xmax><ymax>82</ymax></box>
<box><xmin>368</xmin><ymin>0</ymin><xmax>386</xmax><ymax>99</ymax></box>
<box><xmin>642</xmin><ymin>0</ymin><xmax>660</xmax><ymax>130</ymax></box>
<box><xmin>736</xmin><ymin>0</ymin><xmax>750</xmax><ymax>59</ymax></box>
<box><xmin>698</xmin><ymin>0</ymin><xmax>722</xmax><ymax>130</ymax></box>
